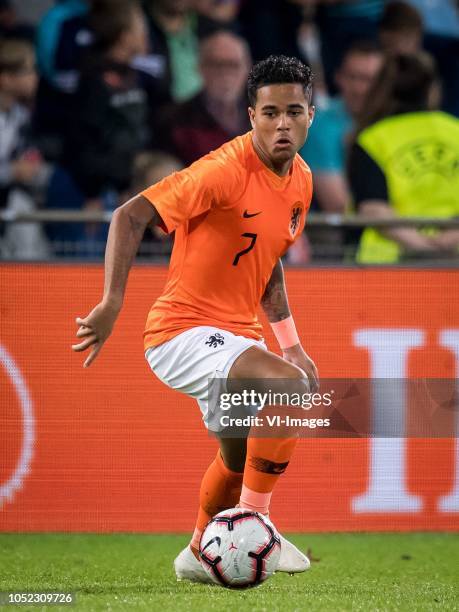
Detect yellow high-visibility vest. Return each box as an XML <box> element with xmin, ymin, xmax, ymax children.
<box><xmin>356</xmin><ymin>111</ymin><xmax>459</xmax><ymax>263</ymax></box>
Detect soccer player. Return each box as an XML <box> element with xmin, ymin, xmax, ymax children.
<box><xmin>72</xmin><ymin>55</ymin><xmax>318</xmax><ymax>582</ymax></box>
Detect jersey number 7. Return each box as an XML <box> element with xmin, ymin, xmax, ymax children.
<box><xmin>232</xmin><ymin>233</ymin><xmax>257</xmax><ymax>266</ymax></box>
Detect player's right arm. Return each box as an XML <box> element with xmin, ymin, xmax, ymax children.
<box><xmin>72</xmin><ymin>195</ymin><xmax>163</xmax><ymax>367</ymax></box>
<box><xmin>73</xmin><ymin>153</ymin><xmax>236</xmax><ymax>367</ymax></box>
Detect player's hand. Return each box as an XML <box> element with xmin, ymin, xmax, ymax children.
<box><xmin>282</xmin><ymin>344</ymin><xmax>319</xmax><ymax>392</ymax></box>
<box><xmin>72</xmin><ymin>300</ymin><xmax>120</xmax><ymax>367</ymax></box>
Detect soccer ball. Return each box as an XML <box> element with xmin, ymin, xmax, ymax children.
<box><xmin>199</xmin><ymin>507</ymin><xmax>281</xmax><ymax>588</ymax></box>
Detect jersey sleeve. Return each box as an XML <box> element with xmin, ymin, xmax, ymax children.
<box><xmin>141</xmin><ymin>157</ymin><xmax>229</xmax><ymax>234</ymax></box>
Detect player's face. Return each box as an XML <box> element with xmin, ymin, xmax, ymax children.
<box><xmin>249</xmin><ymin>83</ymin><xmax>314</xmax><ymax>172</ymax></box>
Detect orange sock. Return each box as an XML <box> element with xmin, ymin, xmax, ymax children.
<box><xmin>240</xmin><ymin>436</ymin><xmax>298</xmax><ymax>514</ymax></box>
<box><xmin>190</xmin><ymin>449</ymin><xmax>243</xmax><ymax>551</ymax></box>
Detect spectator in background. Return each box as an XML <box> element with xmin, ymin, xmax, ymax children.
<box><xmin>315</xmin><ymin>0</ymin><xmax>385</xmax><ymax>96</ymax></box>
<box><xmin>62</xmin><ymin>0</ymin><xmax>149</xmax><ymax>199</ymax></box>
<box><xmin>36</xmin><ymin>0</ymin><xmax>91</xmax><ymax>94</ymax></box>
<box><xmin>142</xmin><ymin>0</ymin><xmax>219</xmax><ymax>102</ymax></box>
<box><xmin>34</xmin><ymin>0</ymin><xmax>92</xmax><ymax>160</ymax></box>
<box><xmin>159</xmin><ymin>29</ymin><xmax>251</xmax><ymax>166</ymax></box>
<box><xmin>300</xmin><ymin>40</ymin><xmax>383</xmax><ymax>213</ymax></box>
<box><xmin>238</xmin><ymin>0</ymin><xmax>306</xmax><ymax>64</ymax></box>
<box><xmin>0</xmin><ymin>39</ymin><xmax>50</xmax><ymax>258</ymax></box>
<box><xmin>348</xmin><ymin>52</ymin><xmax>459</xmax><ymax>264</ymax></box>
<box><xmin>192</xmin><ymin>0</ymin><xmax>240</xmax><ymax>24</ymax></box>
<box><xmin>0</xmin><ymin>39</ymin><xmax>39</xmax><ymax>201</ymax></box>
<box><xmin>46</xmin><ymin>0</ymin><xmax>150</xmax><ymax>256</ymax></box>
<box><xmin>405</xmin><ymin>0</ymin><xmax>459</xmax><ymax>116</ymax></box>
<box><xmin>131</xmin><ymin>151</ymin><xmax>183</xmax><ymax>196</ymax></box>
<box><xmin>379</xmin><ymin>1</ymin><xmax>423</xmax><ymax>54</ymax></box>
<box><xmin>0</xmin><ymin>0</ymin><xmax>35</xmax><ymax>42</ymax></box>
<box><xmin>130</xmin><ymin>151</ymin><xmax>182</xmax><ymax>257</ymax></box>
<box><xmin>34</xmin><ymin>0</ymin><xmax>171</xmax><ymax>159</ymax></box>
<box><xmin>297</xmin><ymin>1</ymin><xmax>328</xmax><ymax>107</ymax></box>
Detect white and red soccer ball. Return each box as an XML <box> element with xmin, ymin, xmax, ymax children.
<box><xmin>199</xmin><ymin>507</ymin><xmax>281</xmax><ymax>588</ymax></box>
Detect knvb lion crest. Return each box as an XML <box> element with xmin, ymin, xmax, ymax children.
<box><xmin>290</xmin><ymin>203</ymin><xmax>303</xmax><ymax>237</ymax></box>
<box><xmin>205</xmin><ymin>333</ymin><xmax>225</xmax><ymax>348</ymax></box>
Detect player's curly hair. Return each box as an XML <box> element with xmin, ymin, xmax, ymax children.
<box><xmin>247</xmin><ymin>55</ymin><xmax>313</xmax><ymax>107</ymax></box>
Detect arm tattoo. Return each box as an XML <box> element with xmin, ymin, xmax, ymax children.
<box><xmin>261</xmin><ymin>259</ymin><xmax>291</xmax><ymax>323</ymax></box>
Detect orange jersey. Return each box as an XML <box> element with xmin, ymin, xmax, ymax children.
<box><xmin>141</xmin><ymin>131</ymin><xmax>312</xmax><ymax>349</ymax></box>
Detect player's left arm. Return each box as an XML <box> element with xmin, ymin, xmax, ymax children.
<box><xmin>261</xmin><ymin>259</ymin><xmax>319</xmax><ymax>391</ymax></box>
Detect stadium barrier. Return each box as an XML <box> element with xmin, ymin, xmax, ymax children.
<box><xmin>3</xmin><ymin>209</ymin><xmax>459</xmax><ymax>227</ymax></box>
<box><xmin>3</xmin><ymin>210</ymin><xmax>459</xmax><ymax>263</ymax></box>
<box><xmin>1</xmin><ymin>265</ymin><xmax>458</xmax><ymax>532</ymax></box>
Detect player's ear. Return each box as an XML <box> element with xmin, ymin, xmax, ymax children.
<box><xmin>248</xmin><ymin>106</ymin><xmax>255</xmax><ymax>129</ymax></box>
<box><xmin>308</xmin><ymin>105</ymin><xmax>315</xmax><ymax>128</ymax></box>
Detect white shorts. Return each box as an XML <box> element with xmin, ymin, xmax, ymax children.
<box><xmin>145</xmin><ymin>326</ymin><xmax>267</xmax><ymax>431</ymax></box>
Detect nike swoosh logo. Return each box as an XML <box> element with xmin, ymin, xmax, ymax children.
<box><xmin>243</xmin><ymin>210</ymin><xmax>261</xmax><ymax>218</ymax></box>
<box><xmin>201</xmin><ymin>536</ymin><xmax>221</xmax><ymax>552</ymax></box>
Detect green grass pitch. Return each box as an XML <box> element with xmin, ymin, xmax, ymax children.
<box><xmin>0</xmin><ymin>533</ymin><xmax>458</xmax><ymax>611</ymax></box>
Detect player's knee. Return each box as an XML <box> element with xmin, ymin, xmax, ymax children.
<box><xmin>260</xmin><ymin>362</ymin><xmax>310</xmax><ymax>396</ymax></box>
<box><xmin>266</xmin><ymin>361</ymin><xmax>309</xmax><ymax>391</ymax></box>
<box><xmin>263</xmin><ymin>359</ymin><xmax>304</xmax><ymax>379</ymax></box>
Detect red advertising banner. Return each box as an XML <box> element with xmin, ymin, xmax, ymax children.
<box><xmin>1</xmin><ymin>265</ymin><xmax>458</xmax><ymax>532</ymax></box>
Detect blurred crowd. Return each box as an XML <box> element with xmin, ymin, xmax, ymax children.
<box><xmin>1</xmin><ymin>0</ymin><xmax>459</xmax><ymax>262</ymax></box>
